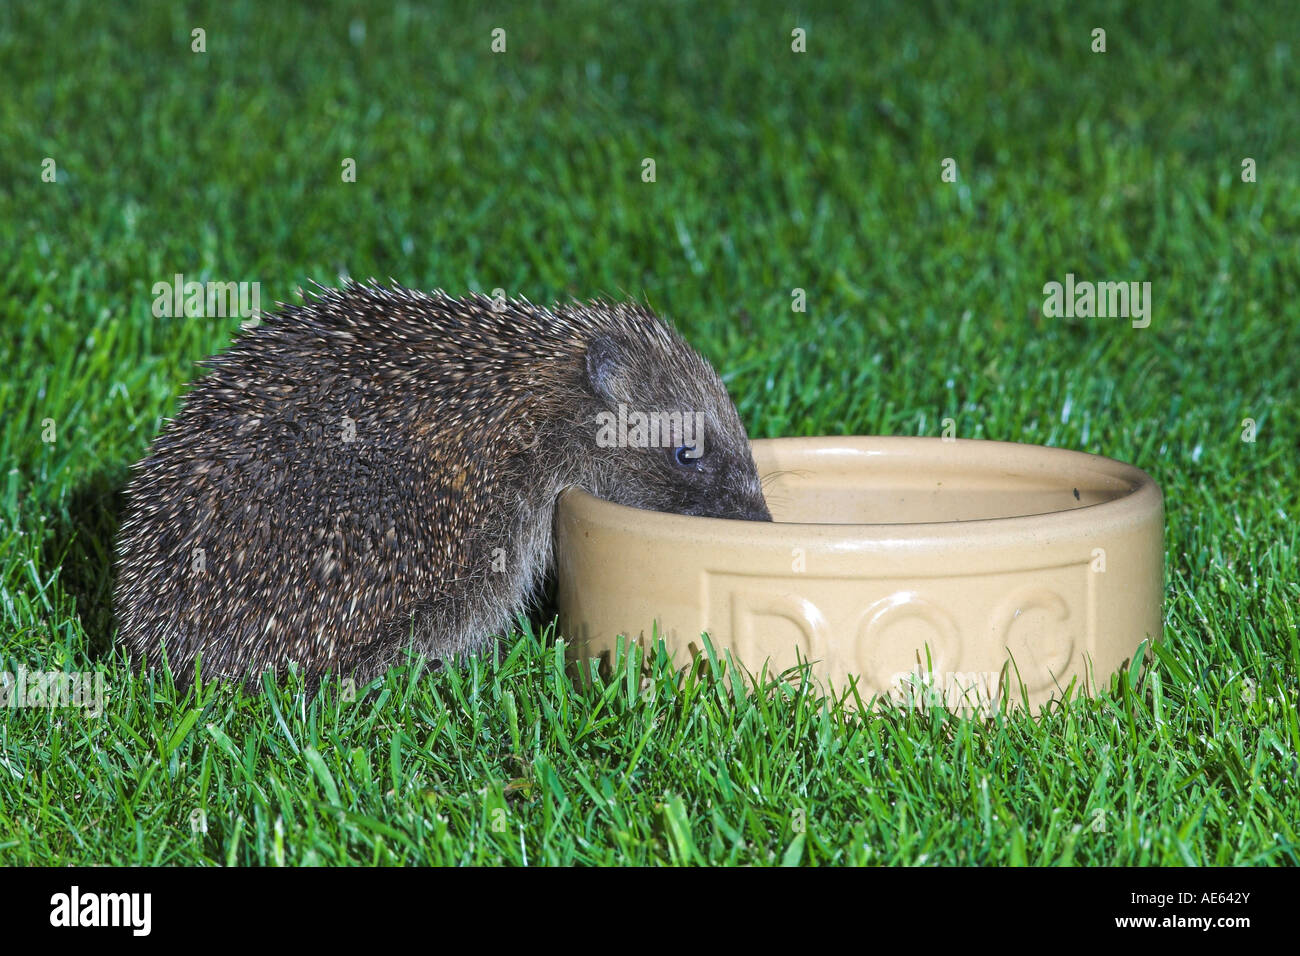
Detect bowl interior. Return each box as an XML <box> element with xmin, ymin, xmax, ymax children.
<box><xmin>755</xmin><ymin>440</ymin><xmax>1141</xmax><ymax>524</ymax></box>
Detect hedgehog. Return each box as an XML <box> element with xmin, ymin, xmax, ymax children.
<box><xmin>114</xmin><ymin>281</ymin><xmax>771</xmax><ymax>690</ymax></box>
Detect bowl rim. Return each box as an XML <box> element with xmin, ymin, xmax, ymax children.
<box><xmin>556</xmin><ymin>435</ymin><xmax>1163</xmax><ymax>546</ymax></box>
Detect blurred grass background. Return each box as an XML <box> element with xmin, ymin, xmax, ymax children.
<box><xmin>0</xmin><ymin>0</ymin><xmax>1297</xmax><ymax>864</ymax></box>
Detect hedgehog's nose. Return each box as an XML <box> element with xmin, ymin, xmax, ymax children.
<box><xmin>732</xmin><ymin>495</ymin><xmax>772</xmax><ymax>522</ymax></box>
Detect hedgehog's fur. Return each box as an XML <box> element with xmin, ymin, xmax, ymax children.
<box><xmin>114</xmin><ymin>281</ymin><xmax>770</xmax><ymax>689</ymax></box>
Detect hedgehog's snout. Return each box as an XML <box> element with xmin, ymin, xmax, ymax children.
<box><xmin>695</xmin><ymin>466</ymin><xmax>772</xmax><ymax>522</ymax></box>
<box><xmin>695</xmin><ymin>500</ymin><xmax>771</xmax><ymax>522</ymax></box>
<box><xmin>658</xmin><ymin>437</ymin><xmax>772</xmax><ymax>522</ymax></box>
<box><xmin>735</xmin><ymin>492</ymin><xmax>773</xmax><ymax>522</ymax></box>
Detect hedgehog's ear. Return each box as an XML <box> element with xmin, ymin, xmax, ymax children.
<box><xmin>585</xmin><ymin>336</ymin><xmax>626</xmax><ymax>404</ymax></box>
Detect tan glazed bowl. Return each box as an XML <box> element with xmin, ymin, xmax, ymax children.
<box><xmin>554</xmin><ymin>436</ymin><xmax>1164</xmax><ymax>713</ymax></box>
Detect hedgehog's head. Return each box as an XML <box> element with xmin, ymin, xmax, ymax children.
<box><xmin>574</xmin><ymin>309</ymin><xmax>771</xmax><ymax>522</ymax></box>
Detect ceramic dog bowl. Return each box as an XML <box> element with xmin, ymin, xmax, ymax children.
<box><xmin>554</xmin><ymin>436</ymin><xmax>1164</xmax><ymax>714</ymax></box>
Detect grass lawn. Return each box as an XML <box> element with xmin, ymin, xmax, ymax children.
<box><xmin>1</xmin><ymin>0</ymin><xmax>1297</xmax><ymax>865</ymax></box>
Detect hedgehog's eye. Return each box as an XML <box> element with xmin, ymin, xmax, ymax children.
<box><xmin>673</xmin><ymin>444</ymin><xmax>703</xmax><ymax>468</ymax></box>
